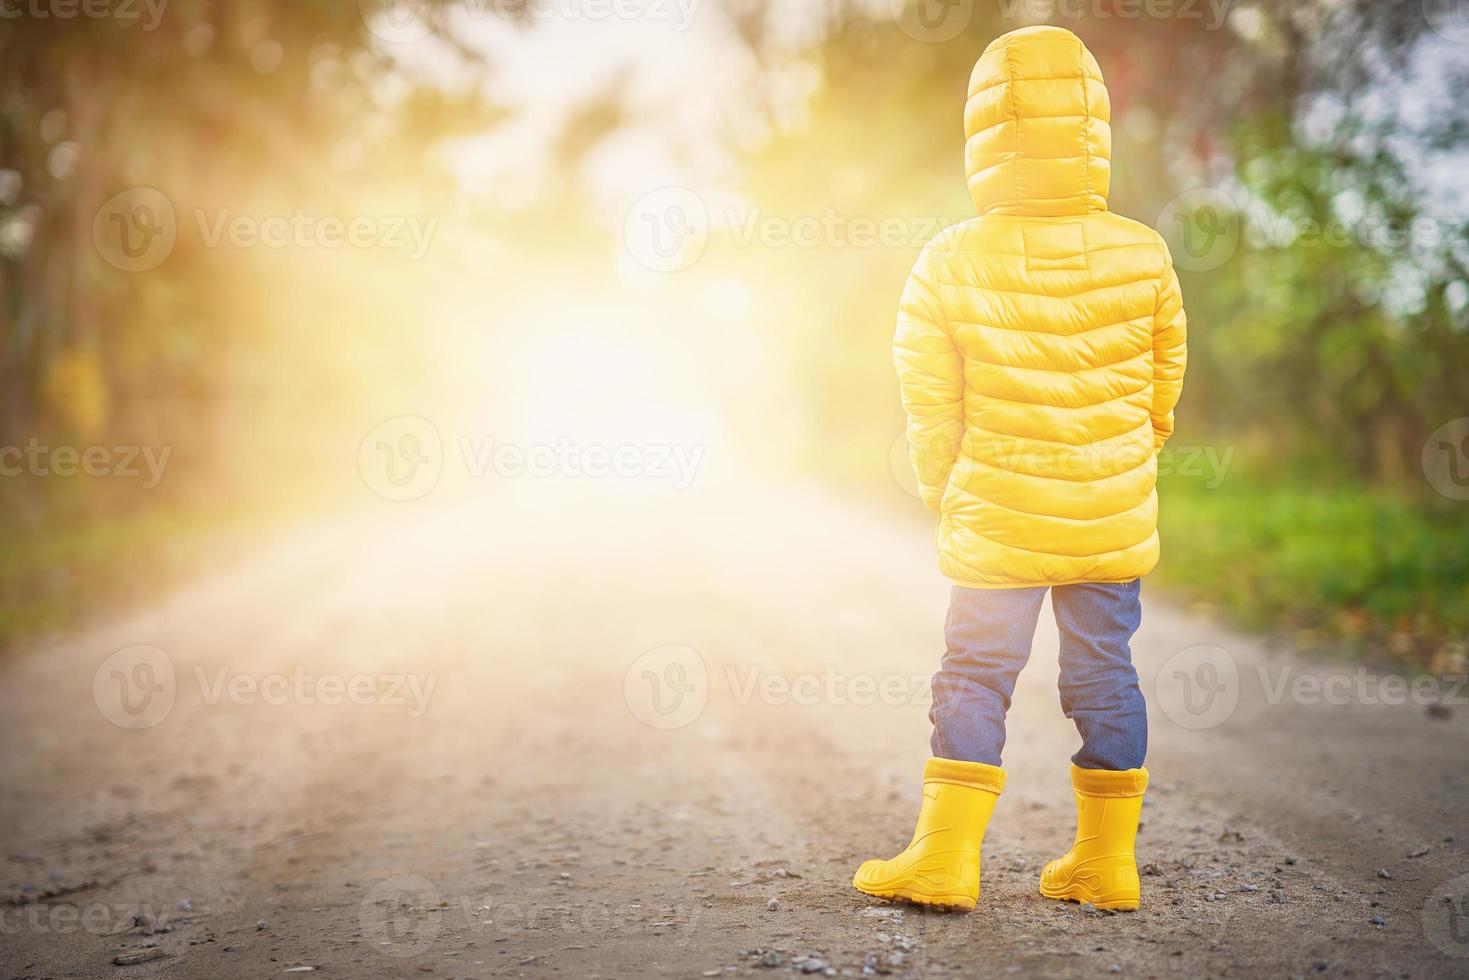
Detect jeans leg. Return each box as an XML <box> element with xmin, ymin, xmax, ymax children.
<box><xmin>929</xmin><ymin>585</ymin><xmax>1047</xmax><ymax>767</ymax></box>
<box><xmin>1052</xmin><ymin>580</ymin><xmax>1147</xmax><ymax>770</ymax></box>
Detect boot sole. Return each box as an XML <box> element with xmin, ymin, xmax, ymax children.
<box><xmin>853</xmin><ymin>881</ymin><xmax>976</xmax><ymax>912</ymax></box>
<box><xmin>1037</xmin><ymin>880</ymin><xmax>1138</xmax><ymax>912</ymax></box>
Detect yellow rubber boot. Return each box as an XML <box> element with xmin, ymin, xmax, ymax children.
<box><xmin>852</xmin><ymin>757</ymin><xmax>1005</xmax><ymax>911</ymax></box>
<box><xmin>1039</xmin><ymin>764</ymin><xmax>1148</xmax><ymax>911</ymax></box>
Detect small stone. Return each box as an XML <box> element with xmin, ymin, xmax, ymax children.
<box><xmin>800</xmin><ymin>957</ymin><xmax>828</xmax><ymax>973</ymax></box>
<box><xmin>760</xmin><ymin>950</ymin><xmax>782</xmax><ymax>968</ymax></box>
<box><xmin>1283</xmin><ymin>856</ymin><xmax>1298</xmax><ymax>865</ymax></box>
<box><xmin>702</xmin><ymin>971</ymin><xmax>722</xmax><ymax>977</ymax></box>
<box><xmin>767</xmin><ymin>898</ymin><xmax>779</xmax><ymax>912</ymax></box>
<box><xmin>177</xmin><ymin>899</ymin><xmax>193</xmax><ymax>912</ymax></box>
<box><xmin>1109</xmin><ymin>967</ymin><xmax>1122</xmax><ymax>974</ymax></box>
<box><xmin>135</xmin><ymin>913</ymin><xmax>173</xmax><ymax>936</ymax></box>
<box><xmin>1370</xmin><ymin>914</ymin><xmax>1386</xmax><ymax>927</ymax></box>
<box><xmin>1270</xmin><ymin>891</ymin><xmax>1287</xmax><ymax>904</ymax></box>
<box><xmin>1376</xmin><ymin>868</ymin><xmax>1392</xmax><ymax>879</ymax></box>
<box><xmin>113</xmin><ymin>948</ymin><xmax>166</xmax><ymax>966</ymax></box>
<box><xmin>1079</xmin><ymin>902</ymin><xmax>1098</xmax><ymax>914</ymax></box>
<box><xmin>1408</xmin><ymin>847</ymin><xmax>1430</xmax><ymax>859</ymax></box>
<box><xmin>256</xmin><ymin>919</ymin><xmax>268</xmax><ymax>931</ymax></box>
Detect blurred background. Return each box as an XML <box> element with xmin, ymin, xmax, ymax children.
<box><xmin>5</xmin><ymin>3</ymin><xmax>1469</xmax><ymax>976</ymax></box>
<box><xmin>3</xmin><ymin>0</ymin><xmax>1468</xmax><ymax>673</ymax></box>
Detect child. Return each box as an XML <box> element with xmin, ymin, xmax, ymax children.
<box><xmin>854</xmin><ymin>25</ymin><xmax>1187</xmax><ymax>913</ymax></box>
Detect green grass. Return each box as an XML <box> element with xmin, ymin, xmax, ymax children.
<box><xmin>1155</xmin><ymin>464</ymin><xmax>1469</xmax><ymax>671</ymax></box>
<box><xmin>0</xmin><ymin>498</ymin><xmax>277</xmax><ymax>651</ymax></box>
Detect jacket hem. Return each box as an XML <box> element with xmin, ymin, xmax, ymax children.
<box><xmin>946</xmin><ymin>574</ymin><xmax>1142</xmax><ymax>589</ymax></box>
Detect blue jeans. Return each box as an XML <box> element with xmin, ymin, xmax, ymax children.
<box><xmin>929</xmin><ymin>580</ymin><xmax>1146</xmax><ymax>771</ymax></box>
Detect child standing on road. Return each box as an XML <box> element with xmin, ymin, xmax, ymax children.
<box><xmin>854</xmin><ymin>25</ymin><xmax>1187</xmax><ymax>913</ymax></box>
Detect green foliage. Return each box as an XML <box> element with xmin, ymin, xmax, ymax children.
<box><xmin>1156</xmin><ymin>461</ymin><xmax>1469</xmax><ymax>669</ymax></box>
<box><xmin>0</xmin><ymin>498</ymin><xmax>274</xmax><ymax>644</ymax></box>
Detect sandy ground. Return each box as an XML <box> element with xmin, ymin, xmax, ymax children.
<box><xmin>2</xmin><ymin>482</ymin><xmax>1468</xmax><ymax>979</ymax></box>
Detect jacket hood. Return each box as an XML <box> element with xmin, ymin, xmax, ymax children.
<box><xmin>964</xmin><ymin>26</ymin><xmax>1111</xmax><ymax>217</ymax></box>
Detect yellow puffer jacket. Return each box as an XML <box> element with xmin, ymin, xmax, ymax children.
<box><xmin>895</xmin><ymin>25</ymin><xmax>1187</xmax><ymax>588</ymax></box>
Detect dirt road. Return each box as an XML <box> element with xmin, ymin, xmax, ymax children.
<box><xmin>3</xmin><ymin>482</ymin><xmax>1468</xmax><ymax>978</ymax></box>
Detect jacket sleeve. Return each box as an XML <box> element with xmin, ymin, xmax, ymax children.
<box><xmin>1150</xmin><ymin>243</ymin><xmax>1188</xmax><ymax>451</ymax></box>
<box><xmin>893</xmin><ymin>242</ymin><xmax>964</xmax><ymax>512</ymax></box>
